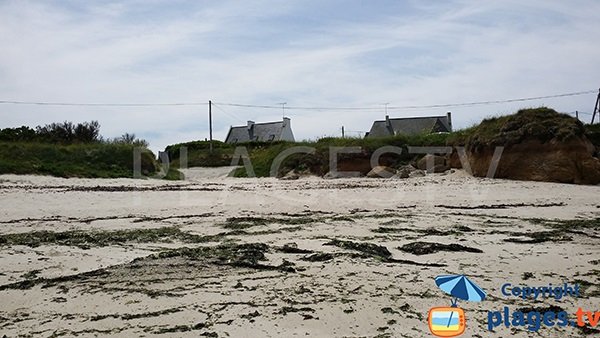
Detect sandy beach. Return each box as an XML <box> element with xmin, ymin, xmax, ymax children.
<box><xmin>0</xmin><ymin>170</ymin><xmax>599</xmax><ymax>337</ymax></box>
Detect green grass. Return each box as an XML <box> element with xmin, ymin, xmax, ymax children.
<box><xmin>162</xmin><ymin>167</ymin><xmax>184</xmax><ymax>180</ymax></box>
<box><xmin>0</xmin><ymin>142</ymin><xmax>157</xmax><ymax>178</ymax></box>
<box><xmin>464</xmin><ymin>107</ymin><xmax>586</xmax><ymax>150</ymax></box>
<box><xmin>165</xmin><ymin>140</ymin><xmax>235</xmax><ymax>167</ymax></box>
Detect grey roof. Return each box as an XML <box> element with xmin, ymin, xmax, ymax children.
<box><xmin>225</xmin><ymin>118</ymin><xmax>295</xmax><ymax>143</ymax></box>
<box><xmin>225</xmin><ymin>126</ymin><xmax>253</xmax><ymax>143</ymax></box>
<box><xmin>367</xmin><ymin>115</ymin><xmax>451</xmax><ymax>138</ymax></box>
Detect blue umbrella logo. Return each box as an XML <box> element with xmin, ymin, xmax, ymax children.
<box><xmin>435</xmin><ymin>274</ymin><xmax>486</xmax><ymax>305</ymax></box>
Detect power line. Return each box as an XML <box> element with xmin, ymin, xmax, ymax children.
<box><xmin>198</xmin><ymin>90</ymin><xmax>598</xmax><ymax>111</ymax></box>
<box><xmin>567</xmin><ymin>111</ymin><xmax>592</xmax><ymax>116</ymax></box>
<box><xmin>210</xmin><ymin>103</ymin><xmax>245</xmax><ymax>123</ymax></box>
<box><xmin>215</xmin><ymin>90</ymin><xmax>596</xmax><ymax>110</ymax></box>
<box><xmin>0</xmin><ymin>100</ymin><xmax>208</xmax><ymax>107</ymax></box>
<box><xmin>213</xmin><ymin>102</ymin><xmax>380</xmax><ymax>111</ymax></box>
<box><xmin>0</xmin><ymin>89</ymin><xmax>596</xmax><ymax>110</ymax></box>
<box><xmin>388</xmin><ymin>90</ymin><xmax>598</xmax><ymax>110</ymax></box>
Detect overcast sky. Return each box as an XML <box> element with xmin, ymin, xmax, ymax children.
<box><xmin>1</xmin><ymin>0</ymin><xmax>599</xmax><ymax>152</ymax></box>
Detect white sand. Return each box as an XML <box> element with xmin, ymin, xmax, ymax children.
<box><xmin>0</xmin><ymin>170</ymin><xmax>598</xmax><ymax>337</ymax></box>
<box><xmin>179</xmin><ymin>166</ymin><xmax>239</xmax><ymax>180</ymax></box>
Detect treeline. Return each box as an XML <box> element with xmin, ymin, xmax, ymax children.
<box><xmin>0</xmin><ymin>121</ymin><xmax>148</xmax><ymax>147</ymax></box>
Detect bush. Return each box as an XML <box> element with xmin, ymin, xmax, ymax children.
<box><xmin>0</xmin><ymin>126</ymin><xmax>37</xmax><ymax>142</ymax></box>
<box><xmin>0</xmin><ymin>121</ymin><xmax>150</xmax><ymax>147</ymax></box>
<box><xmin>34</xmin><ymin>121</ymin><xmax>101</xmax><ymax>144</ymax></box>
<box><xmin>110</xmin><ymin>133</ymin><xmax>149</xmax><ymax>148</ymax></box>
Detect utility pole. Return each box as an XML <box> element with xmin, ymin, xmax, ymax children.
<box><xmin>576</xmin><ymin>111</ymin><xmax>579</xmax><ymax>120</ymax></box>
<box><xmin>342</xmin><ymin>126</ymin><xmax>345</xmax><ymax>138</ymax></box>
<box><xmin>209</xmin><ymin>100</ymin><xmax>213</xmax><ymax>153</ymax></box>
<box><xmin>592</xmin><ymin>89</ymin><xmax>600</xmax><ymax>124</ymax></box>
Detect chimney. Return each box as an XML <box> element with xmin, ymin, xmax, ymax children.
<box><xmin>385</xmin><ymin>115</ymin><xmax>391</xmax><ymax>127</ymax></box>
<box><xmin>247</xmin><ymin>120</ymin><xmax>255</xmax><ymax>140</ymax></box>
<box><xmin>446</xmin><ymin>112</ymin><xmax>452</xmax><ymax>132</ymax></box>
<box><xmin>283</xmin><ymin>117</ymin><xmax>290</xmax><ymax>127</ymax></box>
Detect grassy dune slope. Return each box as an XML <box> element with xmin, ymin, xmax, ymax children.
<box><xmin>0</xmin><ymin>142</ymin><xmax>157</xmax><ymax>178</ymax></box>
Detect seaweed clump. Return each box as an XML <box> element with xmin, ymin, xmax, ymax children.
<box><xmin>324</xmin><ymin>239</ymin><xmax>391</xmax><ymax>259</ymax></box>
<box><xmin>0</xmin><ymin>227</ymin><xmax>212</xmax><ymax>249</ymax></box>
<box><xmin>398</xmin><ymin>241</ymin><xmax>483</xmax><ymax>255</ymax></box>
<box><xmin>152</xmin><ymin>242</ymin><xmax>295</xmax><ymax>272</ymax></box>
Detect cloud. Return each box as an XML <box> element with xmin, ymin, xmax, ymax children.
<box><xmin>0</xmin><ymin>0</ymin><xmax>598</xmax><ymax>152</ymax></box>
